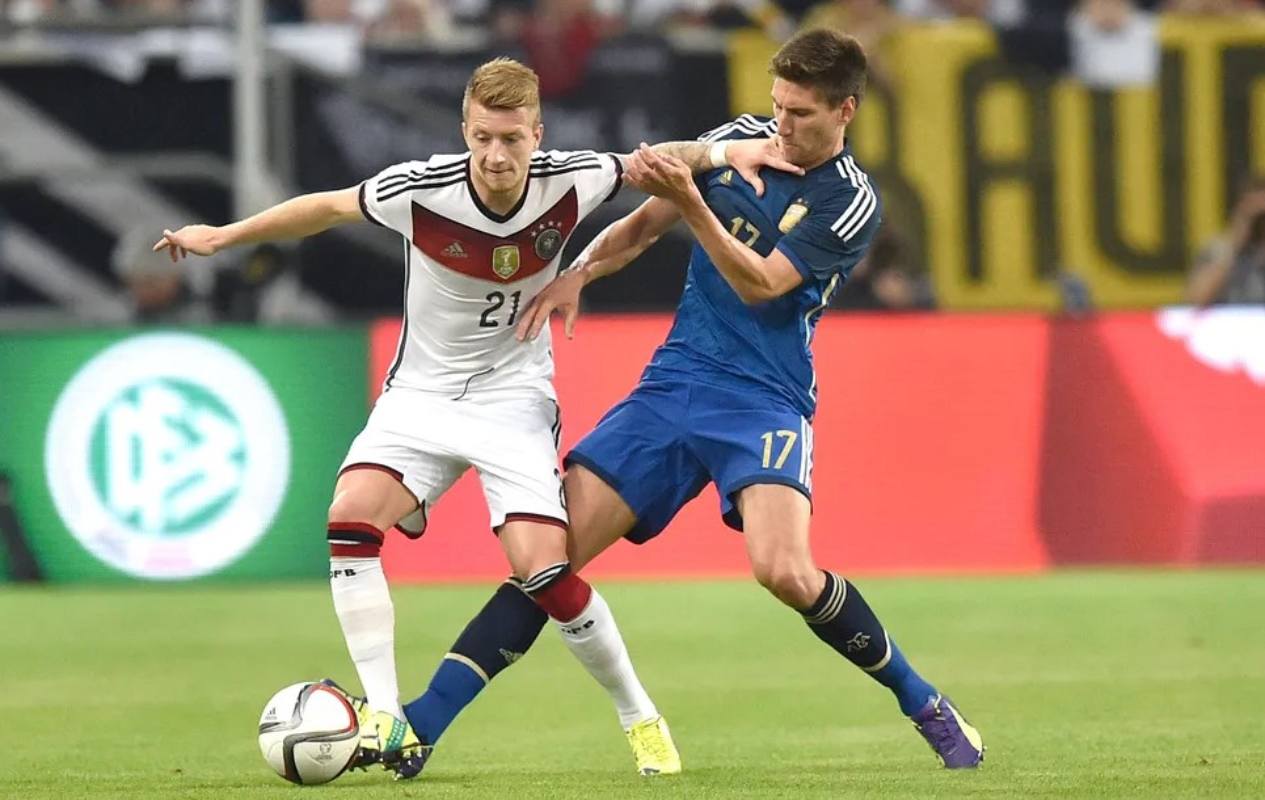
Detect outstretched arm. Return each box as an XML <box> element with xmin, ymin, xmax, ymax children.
<box><xmin>569</xmin><ymin>196</ymin><xmax>681</xmax><ymax>281</ymax></box>
<box><xmin>624</xmin><ymin>137</ymin><xmax>801</xmax><ymax>197</ymax></box>
<box><xmin>515</xmin><ymin>197</ymin><xmax>681</xmax><ymax>341</ymax></box>
<box><xmin>153</xmin><ymin>186</ymin><xmax>364</xmax><ymax>261</ymax></box>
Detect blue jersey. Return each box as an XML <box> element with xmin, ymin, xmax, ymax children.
<box><xmin>567</xmin><ymin>116</ymin><xmax>883</xmax><ymax>541</ymax></box>
<box><xmin>644</xmin><ymin>115</ymin><xmax>882</xmax><ymax>419</ymax></box>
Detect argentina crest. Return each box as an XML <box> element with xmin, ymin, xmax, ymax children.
<box><xmin>779</xmin><ymin>199</ymin><xmax>809</xmax><ymax>233</ymax></box>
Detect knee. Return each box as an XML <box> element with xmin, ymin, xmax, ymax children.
<box><xmin>751</xmin><ymin>558</ymin><xmax>820</xmax><ymax>610</ymax></box>
<box><xmin>328</xmin><ymin>493</ymin><xmax>377</xmax><ymax>526</ymax></box>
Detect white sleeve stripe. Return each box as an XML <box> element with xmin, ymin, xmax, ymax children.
<box><xmin>700</xmin><ymin>121</ymin><xmax>767</xmax><ymax>142</ymax></box>
<box><xmin>698</xmin><ymin>114</ymin><xmax>762</xmax><ymax>140</ymax></box>
<box><xmin>830</xmin><ymin>160</ymin><xmax>864</xmax><ymax>230</ymax></box>
<box><xmin>846</xmin><ymin>156</ymin><xmax>874</xmax><ymax>193</ymax></box>
<box><xmin>833</xmin><ymin>158</ymin><xmax>876</xmax><ymax>240</ymax></box>
<box><xmin>838</xmin><ymin>189</ymin><xmax>876</xmax><ymax>241</ymax></box>
<box><xmin>700</xmin><ymin>124</ymin><xmax>738</xmax><ymax>142</ymax></box>
<box><xmin>842</xmin><ymin>156</ymin><xmax>878</xmax><ymax>238</ymax></box>
<box><xmin>835</xmin><ymin>157</ymin><xmax>856</xmax><ymax>187</ymax></box>
<box><xmin>830</xmin><ymin>181</ymin><xmax>866</xmax><ymax>232</ymax></box>
<box><xmin>831</xmin><ymin>157</ymin><xmax>877</xmax><ymax>241</ymax></box>
<box><xmin>738</xmin><ymin>113</ymin><xmax>777</xmax><ymax>132</ymax></box>
<box><xmin>699</xmin><ymin>116</ymin><xmax>776</xmax><ymax>142</ymax></box>
<box><xmin>725</xmin><ymin>117</ymin><xmax>775</xmax><ymax>135</ymax></box>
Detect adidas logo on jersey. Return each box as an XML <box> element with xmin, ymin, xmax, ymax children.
<box><xmin>442</xmin><ymin>241</ymin><xmax>468</xmax><ymax>258</ymax></box>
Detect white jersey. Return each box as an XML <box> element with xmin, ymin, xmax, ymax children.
<box><xmin>359</xmin><ymin>150</ymin><xmax>623</xmax><ymax>400</ymax></box>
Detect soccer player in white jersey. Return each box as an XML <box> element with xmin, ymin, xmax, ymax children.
<box><xmin>155</xmin><ymin>58</ymin><xmax>798</xmax><ymax>779</ymax></box>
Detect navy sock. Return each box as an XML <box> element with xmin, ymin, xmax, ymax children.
<box><xmin>803</xmin><ymin>571</ymin><xmax>938</xmax><ymax>716</ymax></box>
<box><xmin>403</xmin><ymin>658</ymin><xmax>484</xmax><ymax>745</ymax></box>
<box><xmin>403</xmin><ymin>581</ymin><xmax>547</xmax><ymax>744</ymax></box>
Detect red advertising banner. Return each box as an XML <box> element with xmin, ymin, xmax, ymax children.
<box><xmin>368</xmin><ymin>309</ymin><xmax>1265</xmax><ymax>581</ymax></box>
<box><xmin>370</xmin><ymin>313</ymin><xmax>1055</xmax><ymax>582</ymax></box>
<box><xmin>1040</xmin><ymin>309</ymin><xmax>1265</xmax><ymax>564</ymax></box>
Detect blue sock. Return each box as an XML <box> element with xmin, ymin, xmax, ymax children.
<box><xmin>403</xmin><ymin>658</ymin><xmax>486</xmax><ymax>744</ymax></box>
<box><xmin>401</xmin><ymin>581</ymin><xmax>548</xmax><ymax>745</ymax></box>
<box><xmin>870</xmin><ymin>640</ymin><xmax>938</xmax><ymax>716</ymax></box>
<box><xmin>802</xmin><ymin>571</ymin><xmax>938</xmax><ymax>716</ymax></box>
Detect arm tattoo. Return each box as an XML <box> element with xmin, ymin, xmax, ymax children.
<box><xmin>648</xmin><ymin>141</ymin><xmax>714</xmax><ymax>173</ymax></box>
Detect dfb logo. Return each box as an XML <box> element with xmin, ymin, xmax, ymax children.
<box><xmin>561</xmin><ymin>619</ymin><xmax>595</xmax><ymax>636</ymax></box>
<box><xmin>45</xmin><ymin>333</ymin><xmax>290</xmax><ymax>579</ymax></box>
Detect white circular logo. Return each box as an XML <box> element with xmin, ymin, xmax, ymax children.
<box><xmin>45</xmin><ymin>333</ymin><xmax>291</xmax><ymax>579</ymax></box>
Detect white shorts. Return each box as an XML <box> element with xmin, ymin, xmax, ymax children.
<box><xmin>339</xmin><ymin>387</ymin><xmax>566</xmax><ymax>534</ymax></box>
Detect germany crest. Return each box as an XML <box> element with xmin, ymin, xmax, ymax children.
<box><xmin>534</xmin><ymin>227</ymin><xmax>563</xmax><ymax>261</ymax></box>
<box><xmin>492</xmin><ymin>245</ymin><xmax>520</xmax><ymax>280</ymax></box>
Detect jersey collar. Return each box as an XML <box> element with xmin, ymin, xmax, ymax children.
<box><xmin>466</xmin><ymin>158</ymin><xmax>531</xmax><ymax>224</ymax></box>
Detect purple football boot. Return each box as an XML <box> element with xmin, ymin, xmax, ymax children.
<box><xmin>910</xmin><ymin>695</ymin><xmax>985</xmax><ymax>768</ymax></box>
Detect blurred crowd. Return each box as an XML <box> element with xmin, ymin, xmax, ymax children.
<box><xmin>8</xmin><ymin>0</ymin><xmax>1261</xmax><ymax>102</ymax></box>
<box><xmin>5</xmin><ymin>0</ymin><xmax>1262</xmax><ymax>316</ymax></box>
<box><xmin>8</xmin><ymin>0</ymin><xmax>1263</xmax><ymax>98</ymax></box>
<box><xmin>5</xmin><ymin>1</ymin><xmax>1262</xmax><ymax>45</ymax></box>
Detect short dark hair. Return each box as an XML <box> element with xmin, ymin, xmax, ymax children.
<box><xmin>769</xmin><ymin>28</ymin><xmax>867</xmax><ymax>108</ymax></box>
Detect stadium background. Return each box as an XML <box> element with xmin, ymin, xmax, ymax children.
<box><xmin>1</xmin><ymin>2</ymin><xmax>1263</xmax><ymax>798</ymax></box>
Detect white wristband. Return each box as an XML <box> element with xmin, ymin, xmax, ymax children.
<box><xmin>708</xmin><ymin>141</ymin><xmax>729</xmax><ymax>170</ymax></box>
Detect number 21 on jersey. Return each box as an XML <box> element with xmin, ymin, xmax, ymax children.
<box><xmin>480</xmin><ymin>290</ymin><xmax>522</xmax><ymax>328</ymax></box>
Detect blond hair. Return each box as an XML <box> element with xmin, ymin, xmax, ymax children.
<box><xmin>462</xmin><ymin>58</ymin><xmax>541</xmax><ymax>121</ymax></box>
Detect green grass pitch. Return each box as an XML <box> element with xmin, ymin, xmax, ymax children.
<box><xmin>2</xmin><ymin>571</ymin><xmax>1262</xmax><ymax>799</ymax></box>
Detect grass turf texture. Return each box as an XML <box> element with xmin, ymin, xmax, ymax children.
<box><xmin>2</xmin><ymin>571</ymin><xmax>1260</xmax><ymax>799</ymax></box>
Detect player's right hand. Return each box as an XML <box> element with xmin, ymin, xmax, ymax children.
<box><xmin>726</xmin><ymin>137</ymin><xmax>803</xmax><ymax>197</ymax></box>
<box><xmin>516</xmin><ymin>269</ymin><xmax>585</xmax><ymax>342</ymax></box>
<box><xmin>152</xmin><ymin>225</ymin><xmax>221</xmax><ymax>261</ymax></box>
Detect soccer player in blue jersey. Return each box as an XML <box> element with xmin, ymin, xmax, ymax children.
<box><xmin>393</xmin><ymin>28</ymin><xmax>985</xmax><ymax>773</ymax></box>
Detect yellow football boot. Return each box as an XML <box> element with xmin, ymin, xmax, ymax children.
<box><xmin>625</xmin><ymin>715</ymin><xmax>682</xmax><ymax>776</ymax></box>
<box><xmin>360</xmin><ymin>710</ymin><xmax>432</xmax><ymax>780</ymax></box>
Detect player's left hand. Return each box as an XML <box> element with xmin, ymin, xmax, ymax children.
<box><xmin>725</xmin><ymin>137</ymin><xmax>803</xmax><ymax>197</ymax></box>
<box><xmin>152</xmin><ymin>225</ymin><xmax>221</xmax><ymax>261</ymax></box>
<box><xmin>625</xmin><ymin>144</ymin><xmax>699</xmax><ymax>206</ymax></box>
<box><xmin>516</xmin><ymin>269</ymin><xmax>585</xmax><ymax>341</ymax></box>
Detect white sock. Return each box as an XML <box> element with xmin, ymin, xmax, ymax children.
<box><xmin>553</xmin><ymin>588</ymin><xmax>659</xmax><ymax>729</ymax></box>
<box><xmin>330</xmin><ymin>556</ymin><xmax>403</xmax><ymax>718</ymax></box>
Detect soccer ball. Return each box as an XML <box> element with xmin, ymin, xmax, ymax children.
<box><xmin>257</xmin><ymin>682</ymin><xmax>360</xmax><ymax>785</ymax></box>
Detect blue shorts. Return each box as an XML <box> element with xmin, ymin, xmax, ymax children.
<box><xmin>565</xmin><ymin>377</ymin><xmax>814</xmax><ymax>543</ymax></box>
